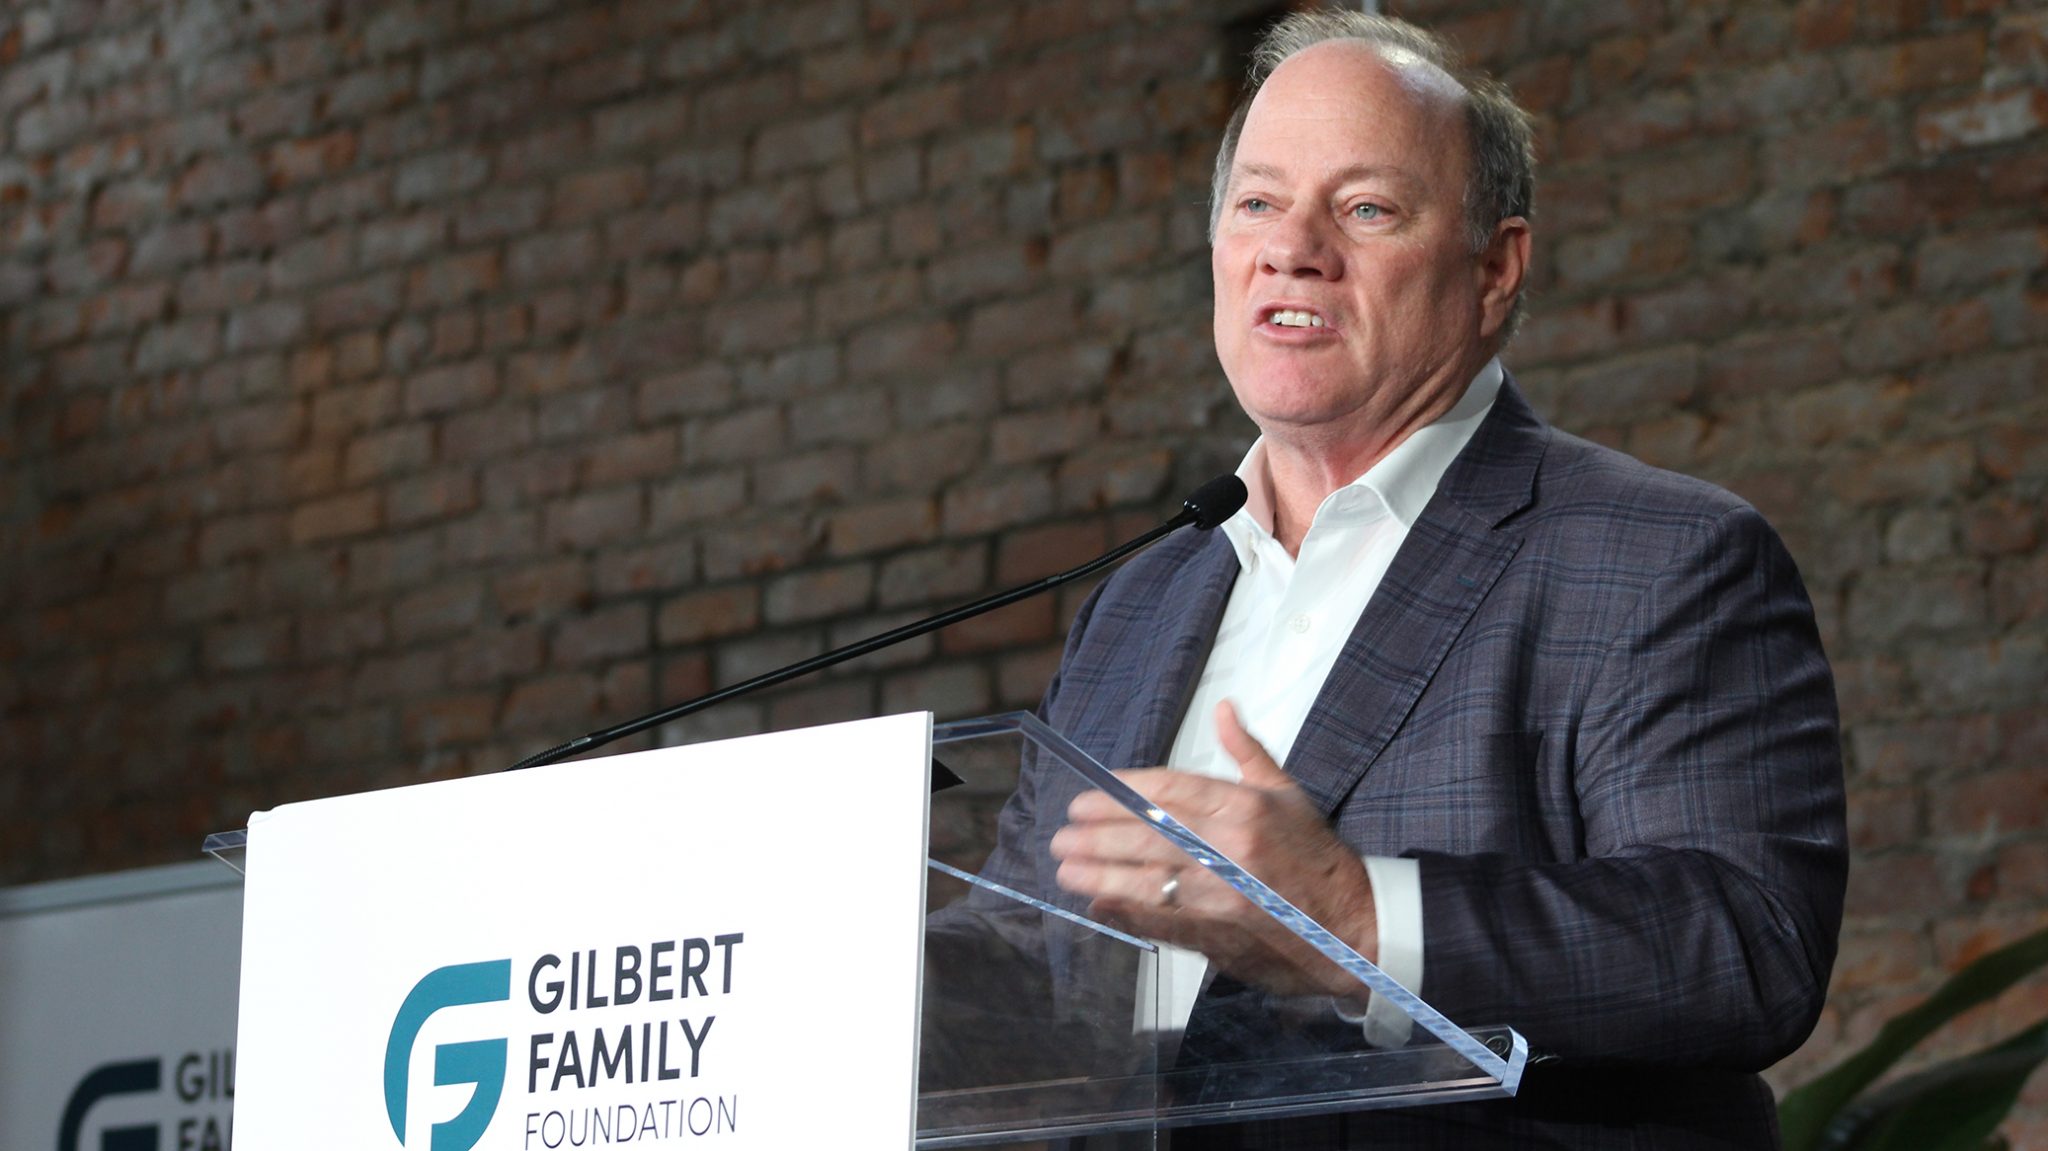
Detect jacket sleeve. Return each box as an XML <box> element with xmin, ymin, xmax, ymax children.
<box><xmin>1412</xmin><ymin>504</ymin><xmax>1847</xmax><ymax>1069</ymax></box>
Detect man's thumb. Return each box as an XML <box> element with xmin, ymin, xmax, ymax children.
<box><xmin>1215</xmin><ymin>700</ymin><xmax>1289</xmax><ymax>788</ymax></box>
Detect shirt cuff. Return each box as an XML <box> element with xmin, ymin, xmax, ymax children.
<box><xmin>1337</xmin><ymin>855</ymin><xmax>1423</xmax><ymax>1047</ymax></box>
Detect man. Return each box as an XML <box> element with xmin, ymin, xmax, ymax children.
<box><xmin>977</xmin><ymin>10</ymin><xmax>1846</xmax><ymax>1148</ymax></box>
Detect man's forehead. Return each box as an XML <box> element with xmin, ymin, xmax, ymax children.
<box><xmin>1252</xmin><ymin>38</ymin><xmax>1468</xmax><ymax>124</ymax></box>
<box><xmin>1228</xmin><ymin>41</ymin><xmax>1466</xmax><ymax>192</ymax></box>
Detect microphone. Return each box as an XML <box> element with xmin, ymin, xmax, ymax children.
<box><xmin>505</xmin><ymin>474</ymin><xmax>1248</xmax><ymax>772</ymax></box>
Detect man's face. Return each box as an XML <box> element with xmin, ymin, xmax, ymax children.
<box><xmin>1212</xmin><ymin>42</ymin><xmax>1505</xmax><ymax>444</ymax></box>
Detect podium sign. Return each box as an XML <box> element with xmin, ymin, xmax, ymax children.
<box><xmin>233</xmin><ymin>712</ymin><xmax>932</xmax><ymax>1151</ymax></box>
<box><xmin>0</xmin><ymin>863</ymin><xmax>241</xmax><ymax>1151</ymax></box>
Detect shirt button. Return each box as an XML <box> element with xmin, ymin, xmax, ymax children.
<box><xmin>1289</xmin><ymin>613</ymin><xmax>1311</xmax><ymax>634</ymax></box>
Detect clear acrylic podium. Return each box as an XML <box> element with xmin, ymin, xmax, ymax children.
<box><xmin>207</xmin><ymin>711</ymin><xmax>1523</xmax><ymax>1147</ymax></box>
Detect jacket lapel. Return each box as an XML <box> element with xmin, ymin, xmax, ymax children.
<box><xmin>1284</xmin><ymin>379</ymin><xmax>1549</xmax><ymax>815</ymax></box>
<box><xmin>1110</xmin><ymin>530</ymin><xmax>1240</xmax><ymax>773</ymax></box>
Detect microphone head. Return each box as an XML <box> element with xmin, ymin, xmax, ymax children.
<box><xmin>1183</xmin><ymin>474</ymin><xmax>1248</xmax><ymax>530</ymax></box>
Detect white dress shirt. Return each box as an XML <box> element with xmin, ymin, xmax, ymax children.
<box><xmin>1138</xmin><ymin>358</ymin><xmax>1503</xmax><ymax>1046</ymax></box>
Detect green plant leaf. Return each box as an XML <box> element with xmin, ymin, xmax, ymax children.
<box><xmin>1815</xmin><ymin>1018</ymin><xmax>2048</xmax><ymax>1151</ymax></box>
<box><xmin>1779</xmin><ymin>924</ymin><xmax>2048</xmax><ymax>1151</ymax></box>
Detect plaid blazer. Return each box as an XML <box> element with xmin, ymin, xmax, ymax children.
<box><xmin>975</xmin><ymin>378</ymin><xmax>1847</xmax><ymax>1148</ymax></box>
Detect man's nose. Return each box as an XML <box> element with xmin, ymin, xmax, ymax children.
<box><xmin>1258</xmin><ymin>208</ymin><xmax>1340</xmax><ymax>279</ymax></box>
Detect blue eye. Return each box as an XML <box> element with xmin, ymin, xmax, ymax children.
<box><xmin>1352</xmin><ymin>203</ymin><xmax>1383</xmax><ymax>220</ymax></box>
<box><xmin>1242</xmin><ymin>198</ymin><xmax>1270</xmax><ymax>213</ymax></box>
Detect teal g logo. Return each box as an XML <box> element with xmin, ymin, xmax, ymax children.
<box><xmin>383</xmin><ymin>961</ymin><xmax>512</xmax><ymax>1151</ymax></box>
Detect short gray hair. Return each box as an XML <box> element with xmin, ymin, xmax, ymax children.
<box><xmin>1209</xmin><ymin>10</ymin><xmax>1536</xmax><ymax>333</ymax></box>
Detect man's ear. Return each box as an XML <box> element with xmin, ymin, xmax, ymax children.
<box><xmin>1476</xmin><ymin>217</ymin><xmax>1531</xmax><ymax>342</ymax></box>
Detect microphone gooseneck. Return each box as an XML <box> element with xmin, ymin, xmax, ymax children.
<box><xmin>504</xmin><ymin>475</ymin><xmax>1248</xmax><ymax>772</ymax></box>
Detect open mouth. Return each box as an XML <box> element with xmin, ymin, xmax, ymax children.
<box><xmin>1265</xmin><ymin>308</ymin><xmax>1326</xmax><ymax>328</ymax></box>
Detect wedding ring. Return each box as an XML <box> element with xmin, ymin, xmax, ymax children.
<box><xmin>1160</xmin><ymin>874</ymin><xmax>1181</xmax><ymax>907</ymax></box>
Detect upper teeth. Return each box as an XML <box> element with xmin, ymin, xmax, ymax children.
<box><xmin>1271</xmin><ymin>310</ymin><xmax>1324</xmax><ymax>327</ymax></box>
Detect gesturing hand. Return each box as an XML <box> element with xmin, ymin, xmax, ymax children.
<box><xmin>1049</xmin><ymin>701</ymin><xmax>1379</xmax><ymax>1003</ymax></box>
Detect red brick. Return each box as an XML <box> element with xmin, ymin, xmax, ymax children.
<box><xmin>1934</xmin><ymin>767</ymin><xmax>2048</xmax><ymax>838</ymax></box>
<box><xmin>938</xmin><ymin>595</ymin><xmax>1054</xmax><ymax>654</ymax></box>
<box><xmin>1557</xmin><ymin>91</ymin><xmax>1695</xmax><ymax>161</ymax></box>
<box><xmin>1845</xmin><ymin>850</ymin><xmax>1949</xmax><ymax>919</ymax></box>
<box><xmin>699</xmin><ymin>514</ymin><xmax>816</xmax><ymax>580</ymax></box>
<box><xmin>997</xmin><ymin>643</ymin><xmax>1064</xmax><ymax>708</ymax></box>
<box><xmin>1845</xmin><ymin>566</ymin><xmax>1988</xmax><ymax>646</ymax></box>
<box><xmin>1964</xmin><ymin>496</ymin><xmax>2042</xmax><ymax>557</ymax></box>
<box><xmin>764</xmin><ymin>678</ymin><xmax>875</xmax><ymax>732</ymax></box>
<box><xmin>1916</xmin><ymin>227</ymin><xmax>2048</xmax><ymax>293</ymax></box>
<box><xmin>649</xmin><ymin>470</ymin><xmax>747</xmax><ymax>531</ymax></box>
<box><xmin>714</xmin><ymin>631</ymin><xmax>826</xmax><ymax>689</ymax></box>
<box><xmin>552</xmin><ymin>602</ymin><xmax>650</xmax><ymax>664</ymax></box>
<box><xmin>1832</xmin><ymin>927</ymin><xmax>1931</xmax><ymax>994</ymax></box>
<box><xmin>390</xmin><ymin>580</ymin><xmax>485</xmax><ymax>644</ymax></box>
<box><xmin>965</xmin><ymin>290</ymin><xmax>1077</xmax><ymax>357</ymax></box>
<box><xmin>342</xmin><ymin>425</ymin><xmax>431</xmax><ymax>483</ymax></box>
<box><xmin>658</xmin><ymin>586</ymin><xmax>761</xmax><ymax>645</ymax></box>
<box><xmin>1823</xmin><ymin>437</ymin><xmax>1976</xmax><ymax>505</ymax></box>
<box><xmin>502</xmin><ymin>672</ymin><xmax>602</xmax><ymax>730</ymax></box>
<box><xmin>1996</xmin><ymin>841</ymin><xmax>2048</xmax><ymax>902</ymax></box>
<box><xmin>552</xmin><ymin>165</ymin><xmax>650</xmax><ymax>226</ymax></box>
<box><xmin>288</xmin><ymin>490</ymin><xmax>380</xmax><ymax>544</ymax></box>
<box><xmin>542</xmin><ymin>488</ymin><xmax>642</xmax><ymax>551</ymax></box>
<box><xmin>266</xmin><ymin>130</ymin><xmax>357</xmax><ymax>189</ymax></box>
<box><xmin>764</xmin><ymin>563</ymin><xmax>874</xmax><ymax>625</ymax></box>
<box><xmin>827</xmin><ymin>497</ymin><xmax>938</xmax><ymax>556</ymax></box>
<box><xmin>402</xmin><ymin>694</ymin><xmax>498</xmax><ymax>751</ymax></box>
<box><xmin>880</xmin><ymin>663</ymin><xmax>990</xmax><ymax>720</ymax></box>
<box><xmin>739</xmin><ymin>345</ymin><xmax>840</xmax><ymax>402</ymax></box>
<box><xmin>449</xmin><ymin>625</ymin><xmax>544</xmax><ymax>687</ymax></box>
<box><xmin>134</xmin><ymin>316</ymin><xmax>221</xmax><ymax>372</ymax></box>
<box><xmin>1992</xmin><ymin>553</ymin><xmax>2048</xmax><ymax>629</ymax></box>
<box><xmin>754</xmin><ymin>447</ymin><xmax>859</xmax><ymax>506</ymax></box>
<box><xmin>683</xmin><ymin>406</ymin><xmax>783</xmax><ymax>465</ymax></box>
<box><xmin>1055</xmin><ymin>447</ymin><xmax>1172</xmax><ymax>512</ymax></box>
<box><xmin>404</xmin><ymin>361</ymin><xmax>498</xmax><ymax>416</ymax></box>
<box><xmin>394</xmin><ymin>148</ymin><xmax>489</xmax><ymax>205</ymax></box>
<box><xmin>1617</xmin><ymin>145</ymin><xmax>1756</xmax><ymax>217</ymax></box>
<box><xmin>1841</xmin><ymin>33</ymin><xmax>1986</xmax><ymax>99</ymax></box>
<box><xmin>387</xmin><ymin>471</ymin><xmax>480</xmax><ymax>527</ymax></box>
<box><xmin>1912</xmin><ymin>635</ymin><xmax>2048</xmax><ymax>710</ymax></box>
<box><xmin>312</xmin><ymin>274</ymin><xmax>404</xmax><ymax>333</ymax></box>
<box><xmin>224</xmin><ymin>300</ymin><xmax>307</xmax><ymax>353</ymax></box>
<box><xmin>267</xmin><ymin>231</ymin><xmax>353</xmax><ymax>291</ymax></box>
<box><xmin>579</xmin><ymin>429</ymin><xmax>676</xmax><ymax>486</ymax></box>
<box><xmin>787</xmin><ymin>387</ymin><xmax>892</xmax><ymax>447</ymax></box>
<box><xmin>591</xmin><ymin>541</ymin><xmax>697</xmax><ymax>597</ymax></box>
<box><xmin>858</xmin><ymin>80</ymin><xmax>963</xmax><ymax>147</ymax></box>
<box><xmin>1760</xmin><ymin>245</ymin><xmax>1904</xmax><ymax>320</ymax></box>
<box><xmin>1929</xmin><ymin>351</ymin><xmax>2045</xmax><ymax>423</ymax></box>
<box><xmin>202</xmin><ymin>619</ymin><xmax>294</xmax><ymax>673</ymax></box>
<box><xmin>942</xmin><ymin>472</ymin><xmax>1056</xmax><ymax>535</ymax></box>
<box><xmin>796</xmin><ymin>37</ymin><xmax>902</xmax><ymax>100</ymax></box>
<box><xmin>1917</xmin><ymin>89</ymin><xmax>2048</xmax><ymax>154</ymax></box>
<box><xmin>407</xmin><ymin>249</ymin><xmax>501</xmax><ymax>308</ymax></box>
<box><xmin>506</xmin><ymin>228</ymin><xmax>599</xmax><ymax>288</ymax></box>
<box><xmin>752</xmin><ymin>110</ymin><xmax>856</xmax><ymax>178</ymax></box>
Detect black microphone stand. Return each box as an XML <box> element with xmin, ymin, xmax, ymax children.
<box><xmin>504</xmin><ymin>475</ymin><xmax>1247</xmax><ymax>772</ymax></box>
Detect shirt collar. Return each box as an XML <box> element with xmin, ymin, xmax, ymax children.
<box><xmin>1222</xmin><ymin>357</ymin><xmax>1504</xmax><ymax>563</ymax></box>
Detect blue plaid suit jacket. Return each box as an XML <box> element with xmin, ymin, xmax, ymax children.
<box><xmin>978</xmin><ymin>379</ymin><xmax>1847</xmax><ymax>1147</ymax></box>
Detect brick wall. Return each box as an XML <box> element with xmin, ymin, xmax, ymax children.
<box><xmin>3</xmin><ymin>0</ymin><xmax>2044</xmax><ymax>1131</ymax></box>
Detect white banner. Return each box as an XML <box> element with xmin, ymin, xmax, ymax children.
<box><xmin>0</xmin><ymin>861</ymin><xmax>243</xmax><ymax>1151</ymax></box>
<box><xmin>233</xmin><ymin>712</ymin><xmax>933</xmax><ymax>1151</ymax></box>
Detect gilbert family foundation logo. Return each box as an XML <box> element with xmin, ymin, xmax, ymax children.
<box><xmin>382</xmin><ymin>936</ymin><xmax>745</xmax><ymax>1150</ymax></box>
<box><xmin>56</xmin><ymin>1051</ymin><xmax>234</xmax><ymax>1151</ymax></box>
<box><xmin>384</xmin><ymin>960</ymin><xmax>512</xmax><ymax>1151</ymax></box>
